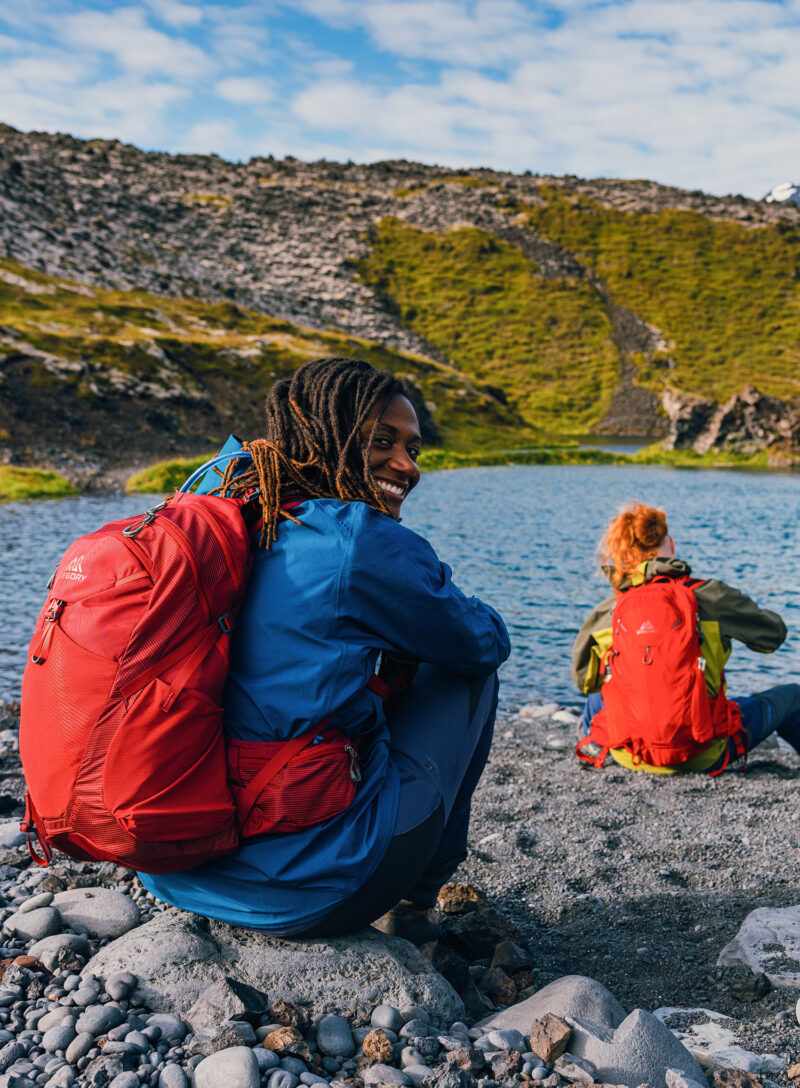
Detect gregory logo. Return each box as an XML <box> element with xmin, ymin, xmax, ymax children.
<box><xmin>636</xmin><ymin>619</ymin><xmax>658</xmax><ymax>635</ymax></box>
<box><xmin>62</xmin><ymin>554</ymin><xmax>86</xmax><ymax>581</ymax></box>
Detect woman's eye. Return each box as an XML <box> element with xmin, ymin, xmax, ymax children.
<box><xmin>408</xmin><ymin>447</ymin><xmax>420</xmax><ymax>462</ymax></box>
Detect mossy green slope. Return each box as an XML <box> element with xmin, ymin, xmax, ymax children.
<box><xmin>0</xmin><ymin>466</ymin><xmax>76</xmax><ymax>501</ymax></box>
<box><xmin>356</xmin><ymin>220</ymin><xmax>620</xmax><ymax>433</ymax></box>
<box><xmin>520</xmin><ymin>187</ymin><xmax>800</xmax><ymax>402</ymax></box>
<box><xmin>1</xmin><ymin>257</ymin><xmax>530</xmax><ymax>466</ymax></box>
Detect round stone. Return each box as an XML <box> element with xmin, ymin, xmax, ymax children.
<box><xmin>279</xmin><ymin>1057</ymin><xmax>307</xmax><ymax>1074</ymax></box>
<box><xmin>398</xmin><ymin>1019</ymin><xmax>434</xmax><ymax>1040</ymax></box>
<box><xmin>52</xmin><ymin>889</ymin><xmax>140</xmax><ymax>940</ymax></box>
<box><xmin>41</xmin><ymin>1025</ymin><xmax>75</xmax><ymax>1054</ymax></box>
<box><xmin>6</xmin><ymin>907</ymin><xmax>62</xmax><ymax>942</ymax></box>
<box><xmin>371</xmin><ymin>1006</ymin><xmax>404</xmax><ymax>1034</ymax></box>
<box><xmin>159</xmin><ymin>1063</ymin><xmax>190</xmax><ymax>1088</ymax></box>
<box><xmin>75</xmin><ymin>1004</ymin><xmax>125</xmax><ymax>1036</ymax></box>
<box><xmin>65</xmin><ymin>1033</ymin><xmax>94</xmax><ymax>1064</ymax></box>
<box><xmin>316</xmin><ymin>1015</ymin><xmax>355</xmax><ymax>1059</ymax></box>
<box><xmin>194</xmin><ymin>1047</ymin><xmax>259</xmax><ymax>1088</ymax></box>
<box><xmin>487</xmin><ymin>1029</ymin><xmax>527</xmax><ymax>1052</ymax></box>
<box><xmin>268</xmin><ymin>1070</ymin><xmax>300</xmax><ymax>1088</ymax></box>
<box><xmin>363</xmin><ymin>1064</ymin><xmax>412</xmax><ymax>1087</ymax></box>
<box><xmin>254</xmin><ymin>1049</ymin><xmax>280</xmax><ymax>1073</ymax></box>
<box><xmin>18</xmin><ymin>892</ymin><xmax>55</xmax><ymax>914</ymax></box>
<box><xmin>146</xmin><ymin>1015</ymin><xmax>187</xmax><ymax>1046</ymax></box>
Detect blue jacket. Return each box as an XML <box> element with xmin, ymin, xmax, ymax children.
<box><xmin>141</xmin><ymin>498</ymin><xmax>509</xmax><ymax>930</ymax></box>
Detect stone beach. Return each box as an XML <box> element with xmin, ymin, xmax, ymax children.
<box><xmin>1</xmin><ymin>699</ymin><xmax>799</xmax><ymax>1088</ymax></box>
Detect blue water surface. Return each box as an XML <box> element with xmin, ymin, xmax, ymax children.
<box><xmin>1</xmin><ymin>465</ymin><xmax>798</xmax><ymax>711</ymax></box>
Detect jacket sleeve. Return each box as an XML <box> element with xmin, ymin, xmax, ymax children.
<box><xmin>339</xmin><ymin>508</ymin><xmax>510</xmax><ymax>676</ymax></box>
<box><xmin>695</xmin><ymin>579</ymin><xmax>787</xmax><ymax>653</ymax></box>
<box><xmin>572</xmin><ymin>596</ymin><xmax>615</xmax><ymax>694</ymax></box>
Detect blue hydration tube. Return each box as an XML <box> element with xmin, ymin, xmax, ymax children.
<box><xmin>179</xmin><ymin>448</ymin><xmax>253</xmax><ymax>494</ymax></box>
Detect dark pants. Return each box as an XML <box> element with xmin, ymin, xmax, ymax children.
<box><xmin>580</xmin><ymin>682</ymin><xmax>800</xmax><ymax>770</ymax></box>
<box><xmin>296</xmin><ymin>666</ymin><xmax>499</xmax><ymax>937</ymax></box>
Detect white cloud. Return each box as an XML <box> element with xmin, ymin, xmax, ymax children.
<box><xmin>215</xmin><ymin>75</ymin><xmax>273</xmax><ymax>105</ymax></box>
<box><xmin>61</xmin><ymin>6</ymin><xmax>209</xmax><ymax>77</ymax></box>
<box><xmin>144</xmin><ymin>0</ymin><xmax>203</xmax><ymax>26</ymax></box>
<box><xmin>177</xmin><ymin>118</ymin><xmax>244</xmax><ymax>157</ymax></box>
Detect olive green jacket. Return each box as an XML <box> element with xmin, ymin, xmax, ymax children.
<box><xmin>572</xmin><ymin>557</ymin><xmax>787</xmax><ymax>698</ymax></box>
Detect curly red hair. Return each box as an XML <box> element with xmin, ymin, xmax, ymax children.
<box><xmin>600</xmin><ymin>501</ymin><xmax>669</xmax><ymax>589</ymax></box>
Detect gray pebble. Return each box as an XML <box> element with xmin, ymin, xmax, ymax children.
<box><xmin>362</xmin><ymin>1064</ymin><xmax>411</xmax><ymax>1087</ymax></box>
<box><xmin>101</xmin><ymin>1042</ymin><xmax>142</xmax><ymax>1056</ymax></box>
<box><xmin>280</xmin><ymin>1056</ymin><xmax>308</xmax><ymax>1074</ymax></box>
<box><xmin>299</xmin><ymin>1075</ymin><xmax>328</xmax><ymax>1086</ymax></box>
<box><xmin>400</xmin><ymin>1008</ymin><xmax>429</xmax><ymax>1025</ymax></box>
<box><xmin>6</xmin><ymin>908</ymin><xmax>62</xmax><ymax>942</ymax></box>
<box><xmin>232</xmin><ymin>1021</ymin><xmax>257</xmax><ymax>1045</ymax></box>
<box><xmin>70</xmin><ymin>985</ymin><xmax>101</xmax><ymax>1008</ymax></box>
<box><xmin>158</xmin><ymin>1063</ymin><xmax>189</xmax><ymax>1088</ymax></box>
<box><xmin>449</xmin><ymin>1024</ymin><xmax>470</xmax><ymax>1038</ymax></box>
<box><xmin>37</xmin><ymin>1010</ymin><xmax>73</xmax><ymax>1034</ymax></box>
<box><xmin>352</xmin><ymin>1026</ymin><xmax>372</xmax><ymax>1047</ymax></box>
<box><xmin>530</xmin><ymin>1063</ymin><xmax>549</xmax><ymax>1080</ymax></box>
<box><xmin>269</xmin><ymin>1070</ymin><xmax>300</xmax><ymax>1088</ymax></box>
<box><xmin>0</xmin><ymin>1039</ymin><xmax>25</xmax><ymax>1072</ymax></box>
<box><xmin>75</xmin><ymin>1004</ymin><xmax>125</xmax><ymax>1036</ymax></box>
<box><xmin>487</xmin><ymin>1029</ymin><xmax>527</xmax><ymax>1052</ymax></box>
<box><xmin>27</xmin><ymin>934</ymin><xmax>90</xmax><ymax>974</ymax></box>
<box><xmin>401</xmin><ymin>1066</ymin><xmax>430</xmax><ymax>1088</ymax></box>
<box><xmin>64</xmin><ymin>1033</ymin><xmax>93</xmax><ymax>1064</ymax></box>
<box><xmin>45</xmin><ymin>1066</ymin><xmax>76</xmax><ymax>1088</ymax></box>
<box><xmin>146</xmin><ymin>1015</ymin><xmax>186</xmax><ymax>1046</ymax></box>
<box><xmin>106</xmin><ymin>973</ymin><xmax>137</xmax><ymax>1001</ymax></box>
<box><xmin>18</xmin><ymin>893</ymin><xmax>54</xmax><ymax>915</ymax></box>
<box><xmin>371</xmin><ymin>1006</ymin><xmax>404</xmax><ymax>1034</ymax></box>
<box><xmin>400</xmin><ymin>1048</ymin><xmax>427</xmax><ymax>1069</ymax></box>
<box><xmin>316</xmin><ymin>1015</ymin><xmax>354</xmax><ymax>1059</ymax></box>
<box><xmin>321</xmin><ymin>1057</ymin><xmax>339</xmax><ymax>1073</ymax></box>
<box><xmin>41</xmin><ymin>1025</ymin><xmax>75</xmax><ymax>1054</ymax></box>
<box><xmin>437</xmin><ymin>1036</ymin><xmax>467</xmax><ymax>1052</ymax></box>
<box><xmin>108</xmin><ymin>1074</ymin><xmax>140</xmax><ymax>1088</ymax></box>
<box><xmin>194</xmin><ymin>1046</ymin><xmax>259</xmax><ymax>1088</ymax></box>
<box><xmin>254</xmin><ymin>1049</ymin><xmax>280</xmax><ymax>1073</ymax></box>
<box><xmin>398</xmin><ymin>1020</ymin><xmax>434</xmax><ymax>1041</ymax></box>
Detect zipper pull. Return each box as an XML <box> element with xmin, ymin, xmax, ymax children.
<box><xmin>31</xmin><ymin>599</ymin><xmax>66</xmax><ymax>665</ymax></box>
<box><xmin>344</xmin><ymin>744</ymin><xmax>362</xmax><ymax>783</ymax></box>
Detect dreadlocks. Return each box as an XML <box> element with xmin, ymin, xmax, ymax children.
<box><xmin>216</xmin><ymin>357</ymin><xmax>405</xmax><ymax>547</ymax></box>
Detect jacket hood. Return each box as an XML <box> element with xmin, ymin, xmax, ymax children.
<box><xmin>602</xmin><ymin>556</ymin><xmax>692</xmax><ymax>591</ymax></box>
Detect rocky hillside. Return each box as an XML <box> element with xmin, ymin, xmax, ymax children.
<box><xmin>1</xmin><ymin>124</ymin><xmax>799</xmax><ymax>479</ymax></box>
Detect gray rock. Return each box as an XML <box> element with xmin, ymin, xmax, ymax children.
<box><xmin>299</xmin><ymin>1075</ymin><xmax>328</xmax><ymax>1086</ymax></box>
<box><xmin>64</xmin><ymin>1033</ymin><xmax>94</xmax><ymax>1064</ymax></box>
<box><xmin>17</xmin><ymin>892</ymin><xmax>54</xmax><ymax>914</ymax></box>
<box><xmin>27</xmin><ymin>934</ymin><xmax>91</xmax><ymax>973</ymax></box>
<box><xmin>491</xmin><ymin>942</ymin><xmax>531</xmax><ymax>973</ymax></box>
<box><xmin>654</xmin><ymin>1006</ymin><xmax>783</xmax><ymax>1075</ymax></box>
<box><xmin>717</xmin><ymin>905</ymin><xmax>800</xmax><ymax>987</ymax></box>
<box><xmin>0</xmin><ymin>1041</ymin><xmax>25</xmax><ymax>1073</ymax></box>
<box><xmin>159</xmin><ymin>1063</ymin><xmax>190</xmax><ymax>1088</ymax></box>
<box><xmin>75</xmin><ymin>1004</ymin><xmax>126</xmax><ymax>1037</ymax></box>
<box><xmin>478</xmin><ymin>975</ymin><xmax>627</xmax><ymax>1034</ymax></box>
<box><xmin>400</xmin><ymin>1047</ymin><xmax>427</xmax><ymax>1068</ymax></box>
<box><xmin>372</xmin><ymin>1007</ymin><xmax>404</xmax><ymax>1034</ymax></box>
<box><xmin>53</xmin><ymin>889</ymin><xmax>140</xmax><ymax>940</ymax></box>
<box><xmin>317</xmin><ymin>1014</ymin><xmax>355</xmax><ymax>1058</ymax></box>
<box><xmin>399</xmin><ymin>1019</ymin><xmax>434</xmax><ymax>1040</ymax></box>
<box><xmin>567</xmin><ymin>1009</ymin><xmax>705</xmax><ymax>1088</ymax></box>
<box><xmin>268</xmin><ymin>1070</ymin><xmax>300</xmax><ymax>1088</ymax></box>
<box><xmin>400</xmin><ymin>1065</ymin><xmax>430</xmax><ymax>1088</ymax></box>
<box><xmin>5</xmin><ymin>907</ymin><xmax>62</xmax><ymax>942</ymax></box>
<box><xmin>194</xmin><ymin>1046</ymin><xmax>259</xmax><ymax>1088</ymax></box>
<box><xmin>83</xmin><ymin>1053</ymin><xmax>138</xmax><ymax>1082</ymax></box>
<box><xmin>146</xmin><ymin>1015</ymin><xmax>187</xmax><ymax>1046</ymax></box>
<box><xmin>254</xmin><ymin>1050</ymin><xmax>280</xmax><ymax>1073</ymax></box>
<box><xmin>665</xmin><ymin>1070</ymin><xmax>708</xmax><ymax>1088</ymax></box>
<box><xmin>0</xmin><ymin>822</ymin><xmax>25</xmax><ymax>850</ymax></box>
<box><xmin>36</xmin><ymin>1009</ymin><xmax>75</xmax><ymax>1033</ymax></box>
<box><xmin>279</xmin><ymin>1058</ymin><xmax>308</xmax><ymax>1075</ymax></box>
<box><xmin>107</xmin><ymin>1074</ymin><xmax>139</xmax><ymax>1088</ymax></box>
<box><xmin>105</xmin><ymin>972</ymin><xmax>137</xmax><ymax>1001</ymax></box>
<box><xmin>185</xmin><ymin>978</ymin><xmax>268</xmax><ymax>1039</ymax></box>
<box><xmin>44</xmin><ymin>1066</ymin><xmax>76</xmax><ymax>1088</ymax></box>
<box><xmin>86</xmin><ymin>910</ymin><xmax>464</xmax><ymax>1023</ymax></box>
<box><xmin>362</xmin><ymin>1064</ymin><xmax>412</xmax><ymax>1086</ymax></box>
<box><xmin>553</xmin><ymin>1052</ymin><xmax>597</xmax><ymax>1082</ymax></box>
<box><xmin>486</xmin><ymin>1029</ymin><xmax>527</xmax><ymax>1052</ymax></box>
<box><xmin>41</xmin><ymin>1025</ymin><xmax>75</xmax><ymax>1054</ymax></box>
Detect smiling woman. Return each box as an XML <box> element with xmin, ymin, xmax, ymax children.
<box><xmin>140</xmin><ymin>356</ymin><xmax>510</xmax><ymax>939</ymax></box>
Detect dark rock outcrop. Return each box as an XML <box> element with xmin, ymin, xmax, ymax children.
<box><xmin>663</xmin><ymin>384</ymin><xmax>800</xmax><ymax>455</ymax></box>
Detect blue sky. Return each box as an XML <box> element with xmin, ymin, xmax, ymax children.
<box><xmin>1</xmin><ymin>0</ymin><xmax>799</xmax><ymax>197</ymax></box>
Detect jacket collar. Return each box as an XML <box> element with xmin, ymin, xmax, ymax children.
<box><xmin>603</xmin><ymin>556</ymin><xmax>692</xmax><ymax>591</ymax></box>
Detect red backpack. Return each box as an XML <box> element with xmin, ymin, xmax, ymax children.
<box><xmin>19</xmin><ymin>454</ymin><xmax>372</xmax><ymax>873</ymax></box>
<box><xmin>575</xmin><ymin>576</ymin><xmax>742</xmax><ymax>769</ymax></box>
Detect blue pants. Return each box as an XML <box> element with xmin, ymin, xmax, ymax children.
<box><xmin>297</xmin><ymin>665</ymin><xmax>498</xmax><ymax>935</ymax></box>
<box><xmin>580</xmin><ymin>683</ymin><xmax>800</xmax><ymax>770</ymax></box>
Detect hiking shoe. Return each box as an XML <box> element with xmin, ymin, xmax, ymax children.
<box><xmin>372</xmin><ymin>899</ymin><xmax>440</xmax><ymax>946</ymax></box>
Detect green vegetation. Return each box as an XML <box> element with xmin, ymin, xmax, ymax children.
<box><xmin>125</xmin><ymin>455</ymin><xmax>214</xmax><ymax>494</ymax></box>
<box><xmin>0</xmin><ymin>466</ymin><xmax>76</xmax><ymax>501</ymax></box>
<box><xmin>0</xmin><ymin>256</ymin><xmax>528</xmax><ymax>453</ymax></box>
<box><xmin>630</xmin><ymin>442</ymin><xmax>772</xmax><ymax>469</ymax></box>
<box><xmin>356</xmin><ymin>219</ymin><xmax>620</xmax><ymax>433</ymax></box>
<box><xmin>181</xmin><ymin>192</ymin><xmax>232</xmax><ymax>211</ymax></box>
<box><xmin>419</xmin><ymin>447</ymin><xmax>624</xmax><ymax>470</ymax></box>
<box><xmin>519</xmin><ymin>186</ymin><xmax>800</xmax><ymax>403</ymax></box>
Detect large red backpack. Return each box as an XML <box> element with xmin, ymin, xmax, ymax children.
<box><xmin>19</xmin><ymin>453</ymin><xmax>370</xmax><ymax>873</ymax></box>
<box><xmin>576</xmin><ymin>576</ymin><xmax>742</xmax><ymax>769</ymax></box>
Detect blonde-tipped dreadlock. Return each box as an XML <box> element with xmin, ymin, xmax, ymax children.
<box><xmin>215</xmin><ymin>357</ymin><xmax>406</xmax><ymax>547</ymax></box>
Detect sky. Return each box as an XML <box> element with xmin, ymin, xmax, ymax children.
<box><xmin>1</xmin><ymin>0</ymin><xmax>799</xmax><ymax>198</ymax></box>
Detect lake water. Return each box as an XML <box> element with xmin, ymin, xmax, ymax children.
<box><xmin>1</xmin><ymin>465</ymin><xmax>798</xmax><ymax>712</ymax></box>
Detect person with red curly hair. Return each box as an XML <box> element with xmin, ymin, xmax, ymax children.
<box><xmin>572</xmin><ymin>501</ymin><xmax>800</xmax><ymax>773</ymax></box>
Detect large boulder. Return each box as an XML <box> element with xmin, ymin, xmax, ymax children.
<box><xmin>717</xmin><ymin>905</ymin><xmax>800</xmax><ymax>988</ymax></box>
<box><xmin>477</xmin><ymin>974</ymin><xmax>626</xmax><ymax>1034</ymax></box>
<box><xmin>84</xmin><ymin>909</ymin><xmax>464</xmax><ymax>1024</ymax></box>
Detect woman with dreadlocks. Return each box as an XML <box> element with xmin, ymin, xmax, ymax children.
<box><xmin>141</xmin><ymin>357</ymin><xmax>510</xmax><ymax>940</ymax></box>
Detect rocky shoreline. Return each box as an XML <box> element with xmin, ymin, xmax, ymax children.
<box><xmin>1</xmin><ymin>700</ymin><xmax>799</xmax><ymax>1088</ymax></box>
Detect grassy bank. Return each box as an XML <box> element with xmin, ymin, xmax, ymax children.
<box><xmin>0</xmin><ymin>466</ymin><xmax>76</xmax><ymax>501</ymax></box>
